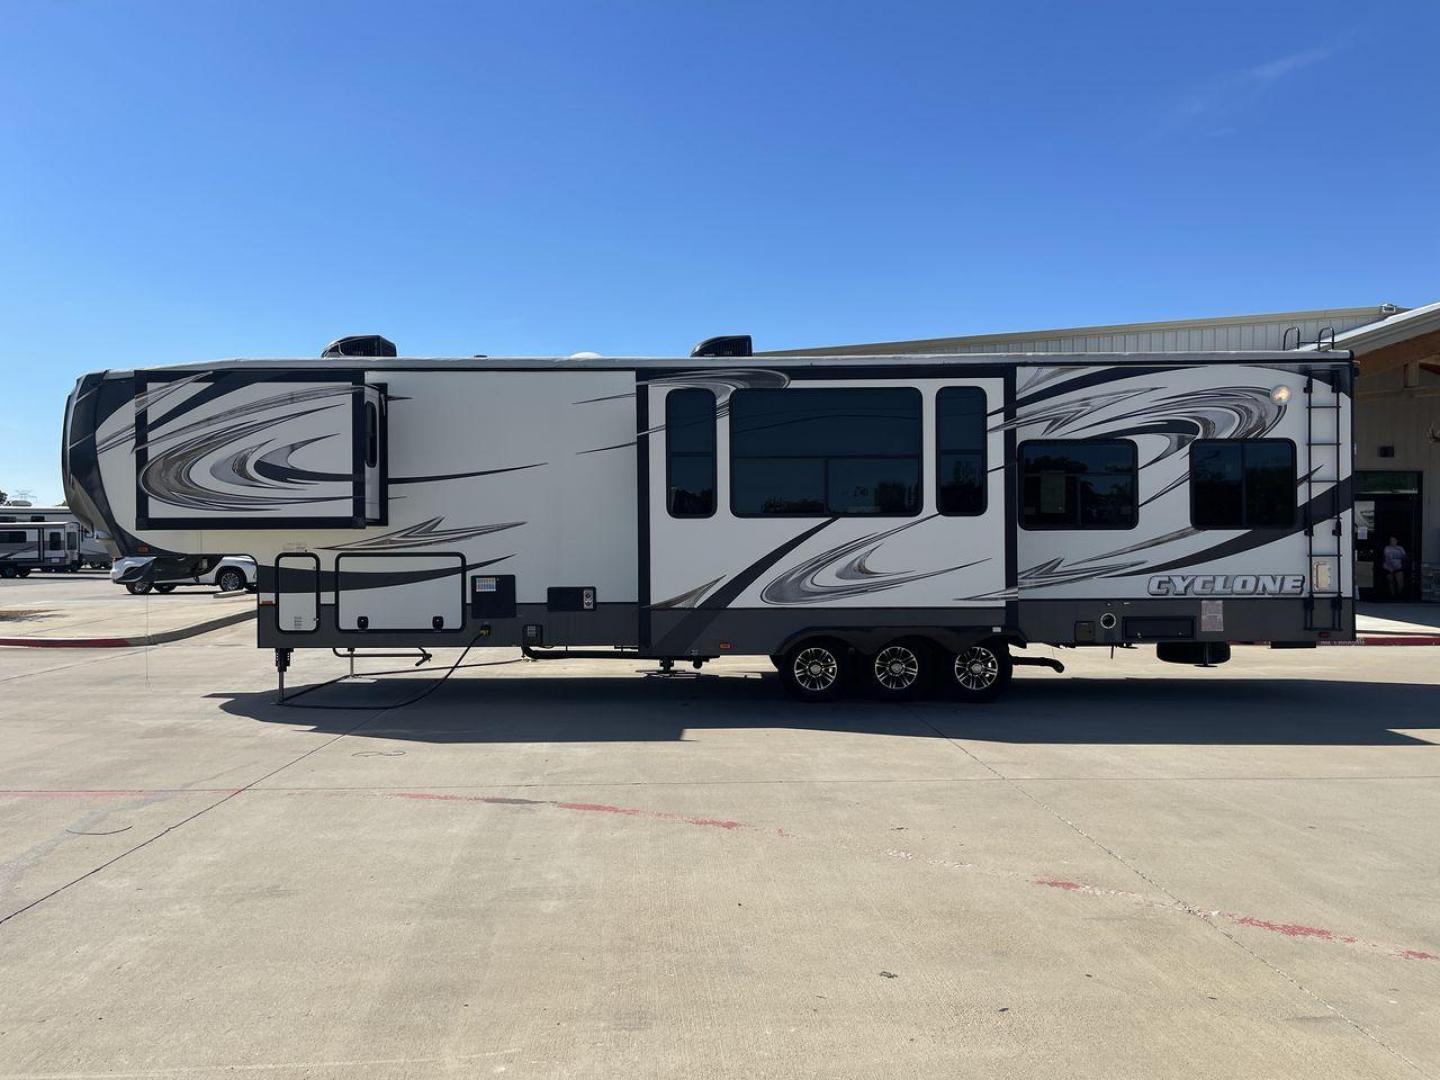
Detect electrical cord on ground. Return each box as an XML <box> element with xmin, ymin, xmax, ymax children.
<box><xmin>278</xmin><ymin>637</ymin><xmax>522</xmax><ymax>711</ymax></box>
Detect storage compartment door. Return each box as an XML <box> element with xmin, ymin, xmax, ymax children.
<box><xmin>336</xmin><ymin>554</ymin><xmax>465</xmax><ymax>632</ymax></box>
<box><xmin>276</xmin><ymin>553</ymin><xmax>320</xmax><ymax>633</ymax></box>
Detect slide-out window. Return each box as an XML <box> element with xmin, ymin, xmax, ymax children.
<box><xmin>47</xmin><ymin>532</ymin><xmax>63</xmax><ymax>550</ymax></box>
<box><xmin>730</xmin><ymin>388</ymin><xmax>921</xmax><ymax>517</ymax></box>
<box><xmin>1019</xmin><ymin>440</ymin><xmax>1137</xmax><ymax>529</ymax></box>
<box><xmin>364</xmin><ymin>403</ymin><xmax>379</xmax><ymax>469</ymax></box>
<box><xmin>936</xmin><ymin>387</ymin><xmax>987</xmax><ymax>516</ymax></box>
<box><xmin>1190</xmin><ymin>439</ymin><xmax>1295</xmax><ymax>529</ymax></box>
<box><xmin>666</xmin><ymin>389</ymin><xmax>716</xmax><ymax>518</ymax></box>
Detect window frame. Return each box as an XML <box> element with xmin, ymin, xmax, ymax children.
<box><xmin>665</xmin><ymin>387</ymin><xmax>717</xmax><ymax>520</ymax></box>
<box><xmin>1188</xmin><ymin>438</ymin><xmax>1297</xmax><ymax>531</ymax></box>
<box><xmin>728</xmin><ymin>386</ymin><xmax>924</xmax><ymax>519</ymax></box>
<box><xmin>1017</xmin><ymin>438</ymin><xmax>1140</xmax><ymax>531</ymax></box>
<box><xmin>935</xmin><ymin>386</ymin><xmax>989</xmax><ymax>518</ymax></box>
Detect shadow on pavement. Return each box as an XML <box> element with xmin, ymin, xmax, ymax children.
<box><xmin>209</xmin><ymin>666</ymin><xmax>1440</xmax><ymax>747</ymax></box>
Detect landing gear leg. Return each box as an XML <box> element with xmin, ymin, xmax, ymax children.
<box><xmin>275</xmin><ymin>648</ymin><xmax>292</xmax><ymax>704</ymax></box>
<box><xmin>658</xmin><ymin>658</ymin><xmax>675</xmax><ymax>673</ymax></box>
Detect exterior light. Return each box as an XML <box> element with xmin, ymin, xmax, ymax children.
<box><xmin>1271</xmin><ymin>386</ymin><xmax>1292</xmax><ymax>404</ymax></box>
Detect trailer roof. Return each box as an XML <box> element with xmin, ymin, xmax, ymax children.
<box><xmin>100</xmin><ymin>350</ymin><xmax>1354</xmax><ymax>378</ymax></box>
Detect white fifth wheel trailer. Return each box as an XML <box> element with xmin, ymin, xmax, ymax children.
<box><xmin>61</xmin><ymin>338</ymin><xmax>1354</xmax><ymax>701</ymax></box>
<box><xmin>0</xmin><ymin>521</ymin><xmax>82</xmax><ymax>577</ymax></box>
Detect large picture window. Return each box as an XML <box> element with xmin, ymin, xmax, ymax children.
<box><xmin>1019</xmin><ymin>440</ymin><xmax>1137</xmax><ymax>529</ymax></box>
<box><xmin>665</xmin><ymin>388</ymin><xmax>716</xmax><ymax>518</ymax></box>
<box><xmin>936</xmin><ymin>387</ymin><xmax>987</xmax><ymax>516</ymax></box>
<box><xmin>730</xmin><ymin>388</ymin><xmax>921</xmax><ymax>517</ymax></box>
<box><xmin>1190</xmin><ymin>439</ymin><xmax>1295</xmax><ymax>529</ymax></box>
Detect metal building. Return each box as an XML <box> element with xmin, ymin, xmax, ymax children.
<box><xmin>769</xmin><ymin>301</ymin><xmax>1440</xmax><ymax>603</ymax></box>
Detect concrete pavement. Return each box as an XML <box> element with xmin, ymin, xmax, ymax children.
<box><xmin>0</xmin><ymin>602</ymin><xmax>1438</xmax><ymax>1077</ymax></box>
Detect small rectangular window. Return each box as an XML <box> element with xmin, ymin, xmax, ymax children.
<box><xmin>730</xmin><ymin>388</ymin><xmax>921</xmax><ymax>517</ymax></box>
<box><xmin>666</xmin><ymin>388</ymin><xmax>716</xmax><ymax>517</ymax></box>
<box><xmin>47</xmin><ymin>532</ymin><xmax>63</xmax><ymax>550</ymax></box>
<box><xmin>364</xmin><ymin>402</ymin><xmax>379</xmax><ymax>469</ymax></box>
<box><xmin>0</xmin><ymin>531</ymin><xmax>24</xmax><ymax>544</ymax></box>
<box><xmin>1019</xmin><ymin>440</ymin><xmax>1137</xmax><ymax>529</ymax></box>
<box><xmin>1191</xmin><ymin>440</ymin><xmax>1295</xmax><ymax>529</ymax></box>
<box><xmin>936</xmin><ymin>387</ymin><xmax>987</xmax><ymax>516</ymax></box>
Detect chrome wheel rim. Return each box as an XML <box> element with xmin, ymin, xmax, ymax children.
<box><xmin>873</xmin><ymin>645</ymin><xmax>920</xmax><ymax>692</ymax></box>
<box><xmin>793</xmin><ymin>647</ymin><xmax>839</xmax><ymax>693</ymax></box>
<box><xmin>954</xmin><ymin>647</ymin><xmax>1000</xmax><ymax>692</ymax></box>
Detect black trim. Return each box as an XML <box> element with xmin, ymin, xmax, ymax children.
<box><xmin>1003</xmin><ymin>366</ymin><xmax>1019</xmax><ymax>629</ymax></box>
<box><xmin>275</xmin><ymin>552</ymin><xmax>321</xmax><ymax>634</ymax></box>
<box><xmin>636</xmin><ymin>380</ymin><xmax>651</xmax><ymax>651</ymax></box>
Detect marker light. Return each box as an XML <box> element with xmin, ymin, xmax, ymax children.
<box><xmin>1271</xmin><ymin>385</ymin><xmax>1292</xmax><ymax>404</ymax></box>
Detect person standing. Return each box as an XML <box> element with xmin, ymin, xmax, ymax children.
<box><xmin>1382</xmin><ymin>536</ymin><xmax>1408</xmax><ymax>599</ymax></box>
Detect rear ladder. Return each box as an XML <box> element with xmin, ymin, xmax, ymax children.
<box><xmin>1303</xmin><ymin>366</ymin><xmax>1346</xmax><ymax>631</ymax></box>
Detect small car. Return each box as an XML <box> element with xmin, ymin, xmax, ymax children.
<box><xmin>112</xmin><ymin>555</ymin><xmax>257</xmax><ymax>595</ymax></box>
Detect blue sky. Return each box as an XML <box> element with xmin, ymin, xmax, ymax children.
<box><xmin>2</xmin><ymin>0</ymin><xmax>1437</xmax><ymax>500</ymax></box>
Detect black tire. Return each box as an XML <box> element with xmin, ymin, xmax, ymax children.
<box><xmin>0</xmin><ymin>566</ymin><xmax>15</xmax><ymax>579</ymax></box>
<box><xmin>126</xmin><ymin>581</ymin><xmax>153</xmax><ymax>595</ymax></box>
<box><xmin>216</xmin><ymin>567</ymin><xmax>247</xmax><ymax>593</ymax></box>
<box><xmin>945</xmin><ymin>641</ymin><xmax>1013</xmax><ymax>703</ymax></box>
<box><xmin>779</xmin><ymin>639</ymin><xmax>849</xmax><ymax>702</ymax></box>
<box><xmin>16</xmin><ymin>568</ymin><xmax>32</xmax><ymax>578</ymax></box>
<box><xmin>866</xmin><ymin>638</ymin><xmax>931</xmax><ymax>700</ymax></box>
<box><xmin>154</xmin><ymin>583</ymin><xmax>177</xmax><ymax>594</ymax></box>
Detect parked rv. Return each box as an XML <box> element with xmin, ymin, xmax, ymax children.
<box><xmin>0</xmin><ymin>504</ymin><xmax>112</xmax><ymax>568</ymax></box>
<box><xmin>111</xmin><ymin>555</ymin><xmax>256</xmax><ymax>595</ymax></box>
<box><xmin>61</xmin><ymin>336</ymin><xmax>1354</xmax><ymax>701</ymax></box>
<box><xmin>0</xmin><ymin>521</ymin><xmax>82</xmax><ymax>577</ymax></box>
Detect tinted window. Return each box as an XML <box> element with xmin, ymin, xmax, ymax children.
<box><xmin>937</xmin><ymin>387</ymin><xmax>987</xmax><ymax>515</ymax></box>
<box><xmin>1019</xmin><ymin>440</ymin><xmax>1137</xmax><ymax>529</ymax></box>
<box><xmin>364</xmin><ymin>403</ymin><xmax>379</xmax><ymax>469</ymax></box>
<box><xmin>666</xmin><ymin>389</ymin><xmax>716</xmax><ymax>517</ymax></box>
<box><xmin>1191</xmin><ymin>440</ymin><xmax>1295</xmax><ymax>529</ymax></box>
<box><xmin>731</xmin><ymin>388</ymin><xmax>921</xmax><ymax>517</ymax></box>
<box><xmin>47</xmin><ymin>532</ymin><xmax>63</xmax><ymax>550</ymax></box>
<box><xmin>0</xmin><ymin>531</ymin><xmax>24</xmax><ymax>544</ymax></box>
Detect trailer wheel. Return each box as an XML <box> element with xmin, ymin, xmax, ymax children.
<box><xmin>154</xmin><ymin>584</ymin><xmax>177</xmax><ymax>594</ymax></box>
<box><xmin>126</xmin><ymin>581</ymin><xmax>153</xmax><ymax>595</ymax></box>
<box><xmin>16</xmin><ymin>568</ymin><xmax>31</xmax><ymax>578</ymax></box>
<box><xmin>0</xmin><ymin>566</ymin><xmax>14</xmax><ymax>579</ymax></box>
<box><xmin>946</xmin><ymin>641</ymin><xmax>1012</xmax><ymax>703</ymax></box>
<box><xmin>866</xmin><ymin>639</ymin><xmax>929</xmax><ymax>700</ymax></box>
<box><xmin>780</xmin><ymin>639</ymin><xmax>848</xmax><ymax>702</ymax></box>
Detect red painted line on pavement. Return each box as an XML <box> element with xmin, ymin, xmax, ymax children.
<box><xmin>0</xmin><ymin>636</ymin><xmax>132</xmax><ymax>648</ymax></box>
<box><xmin>1228</xmin><ymin>915</ymin><xmax>1335</xmax><ymax>940</ymax></box>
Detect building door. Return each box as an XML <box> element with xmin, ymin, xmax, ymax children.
<box><xmin>1355</xmin><ymin>471</ymin><xmax>1422</xmax><ymax>602</ymax></box>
